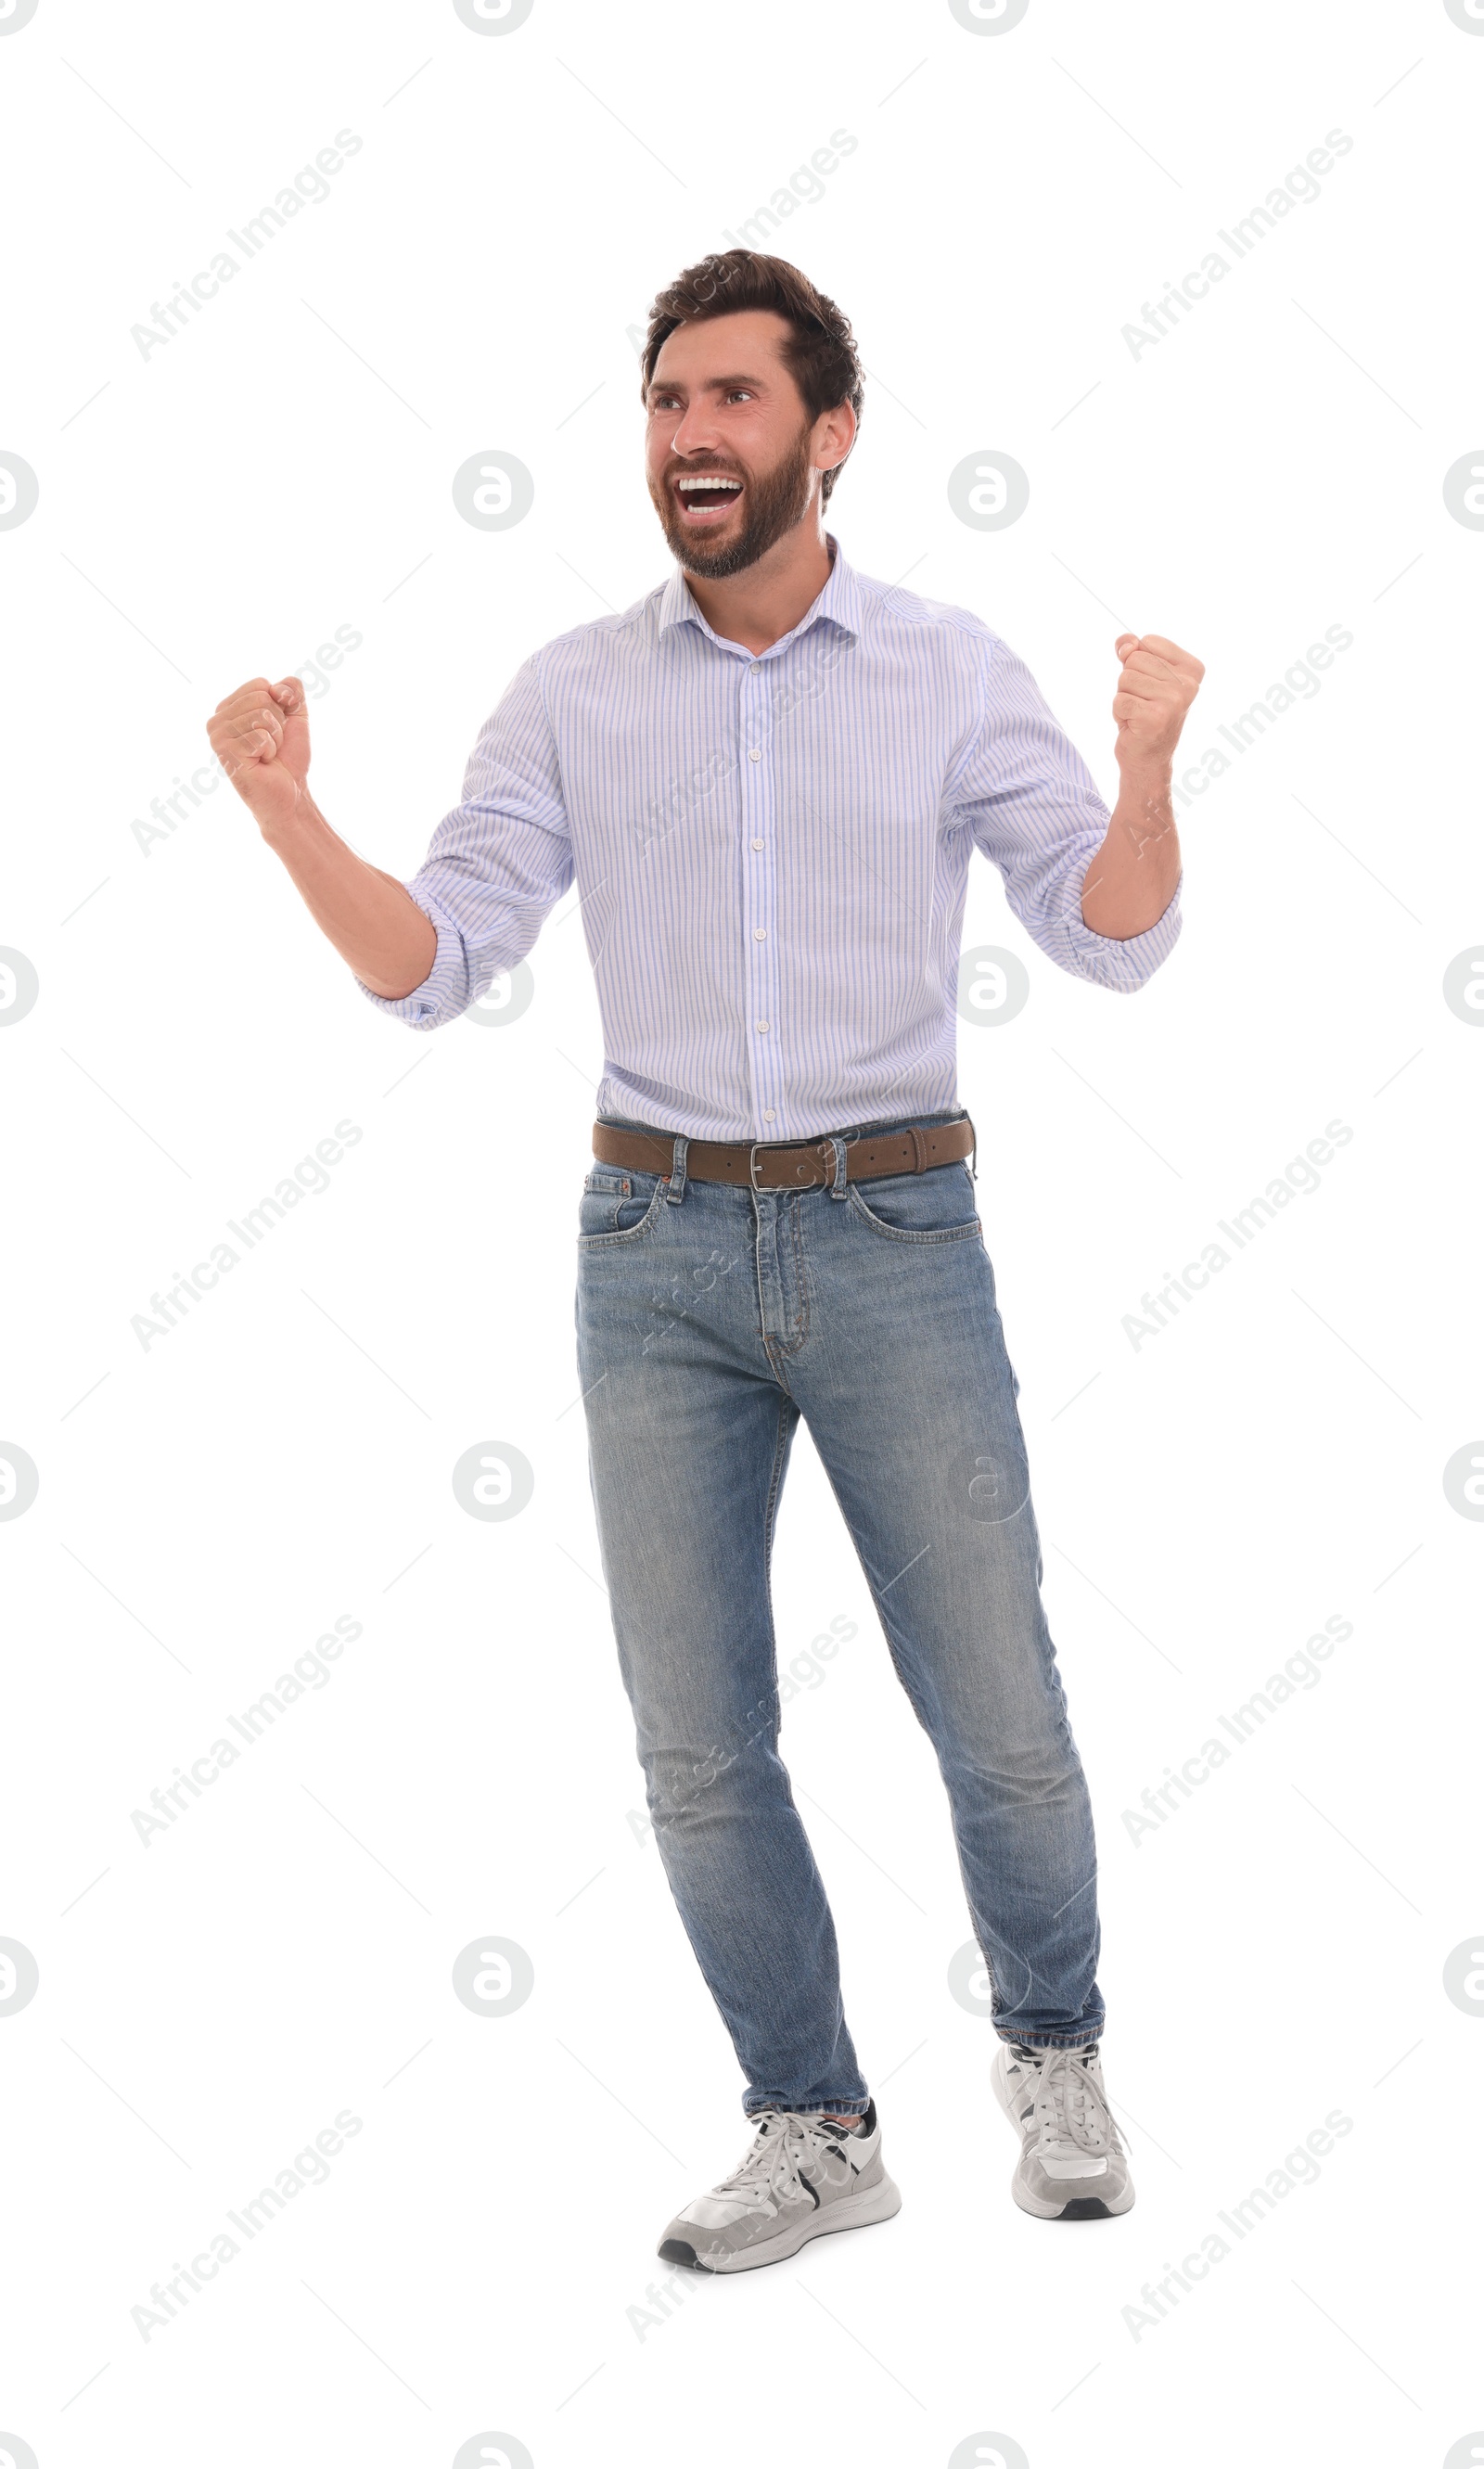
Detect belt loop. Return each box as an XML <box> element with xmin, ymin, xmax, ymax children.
<box><xmin>908</xmin><ymin>1125</ymin><xmax>928</xmax><ymax>1174</ymax></box>
<box><xmin>666</xmin><ymin>1132</ymin><xmax>689</xmax><ymax>1203</ymax></box>
<box><xmin>967</xmin><ymin>1111</ymin><xmax>978</xmax><ymax>1183</ymax></box>
<box><xmin>828</xmin><ymin>1133</ymin><xmax>848</xmax><ymax>1201</ymax></box>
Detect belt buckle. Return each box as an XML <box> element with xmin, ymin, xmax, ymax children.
<box><xmin>748</xmin><ymin>1136</ymin><xmax>830</xmax><ymax>1190</ymax></box>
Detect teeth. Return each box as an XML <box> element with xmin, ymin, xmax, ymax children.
<box><xmin>677</xmin><ymin>476</ymin><xmax>742</xmax><ymax>493</ymax></box>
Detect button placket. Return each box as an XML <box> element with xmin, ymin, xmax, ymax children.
<box><xmin>740</xmin><ymin>651</ymin><xmax>781</xmax><ymax>1136</ymax></box>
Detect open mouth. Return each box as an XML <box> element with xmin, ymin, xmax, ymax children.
<box><xmin>673</xmin><ymin>473</ymin><xmax>744</xmax><ymax>521</ymax></box>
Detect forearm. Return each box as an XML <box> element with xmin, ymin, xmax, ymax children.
<box><xmin>261</xmin><ymin>796</ymin><xmax>437</xmax><ymax>999</ymax></box>
<box><xmin>1080</xmin><ymin>761</ymin><xmax>1182</xmax><ymax>940</ymax></box>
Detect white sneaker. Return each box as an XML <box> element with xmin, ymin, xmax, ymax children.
<box><xmin>991</xmin><ymin>2040</ymin><xmax>1134</xmax><ymax>2219</ymax></box>
<box><xmin>658</xmin><ymin>2097</ymin><xmax>902</xmax><ymax>2273</ymax></box>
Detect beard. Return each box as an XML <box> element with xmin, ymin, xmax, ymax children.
<box><xmin>648</xmin><ymin>420</ymin><xmax>817</xmax><ymax>580</ymax></box>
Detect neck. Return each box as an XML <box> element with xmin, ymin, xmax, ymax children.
<box><xmin>681</xmin><ymin>520</ymin><xmax>834</xmax><ymax>657</ymax></box>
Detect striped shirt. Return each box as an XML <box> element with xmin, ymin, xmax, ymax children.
<box><xmin>359</xmin><ymin>534</ymin><xmax>1182</xmax><ymax>1141</ymax></box>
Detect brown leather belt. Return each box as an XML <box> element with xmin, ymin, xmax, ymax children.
<box><xmin>592</xmin><ymin>1113</ymin><xmax>976</xmax><ymax>1191</ymax></box>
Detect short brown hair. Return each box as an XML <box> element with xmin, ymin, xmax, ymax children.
<box><xmin>640</xmin><ymin>251</ymin><xmax>863</xmax><ymax>505</ymax></box>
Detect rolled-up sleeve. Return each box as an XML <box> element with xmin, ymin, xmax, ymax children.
<box><xmin>948</xmin><ymin>633</ymin><xmax>1182</xmax><ymax>992</ymax></box>
<box><xmin>356</xmin><ymin>654</ymin><xmax>574</xmax><ymax>1029</ymax></box>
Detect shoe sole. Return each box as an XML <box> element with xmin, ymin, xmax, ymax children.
<box><xmin>991</xmin><ymin>2053</ymin><xmax>1134</xmax><ymax>2220</ymax></box>
<box><xmin>1007</xmin><ymin>2177</ymin><xmax>1133</xmax><ymax>2220</ymax></box>
<box><xmin>659</xmin><ymin>2172</ymin><xmax>902</xmax><ymax>2274</ymax></box>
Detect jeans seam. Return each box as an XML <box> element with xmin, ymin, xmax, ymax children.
<box><xmin>761</xmin><ymin>1396</ymin><xmax>795</xmax><ymax>1602</ymax></box>
<box><xmin>803</xmin><ymin>1444</ymin><xmax>933</xmax><ymax>1729</ymax></box>
<box><xmin>751</xmin><ymin>1398</ymin><xmax>796</xmax><ymax>1782</ymax></box>
<box><xmin>798</xmin><ymin>1444</ymin><xmax>1098</xmax><ymax>2049</ymax></box>
<box><xmin>783</xmin><ymin>1193</ymin><xmax>810</xmax><ymax>1352</ymax></box>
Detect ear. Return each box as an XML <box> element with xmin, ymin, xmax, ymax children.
<box><xmin>815</xmin><ymin>396</ymin><xmax>857</xmax><ymax>472</ymax></box>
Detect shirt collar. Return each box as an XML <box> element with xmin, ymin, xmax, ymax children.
<box><xmin>658</xmin><ymin>531</ymin><xmax>862</xmax><ymax>654</ymax></box>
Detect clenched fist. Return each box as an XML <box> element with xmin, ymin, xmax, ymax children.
<box><xmin>1111</xmin><ymin>633</ymin><xmax>1204</xmax><ymax>773</ymax></box>
<box><xmin>207</xmin><ymin>675</ymin><xmax>313</xmax><ymax>836</ymax></box>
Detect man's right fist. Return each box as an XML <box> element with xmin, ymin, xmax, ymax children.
<box><xmin>207</xmin><ymin>675</ymin><xmax>313</xmax><ymax>835</ymax></box>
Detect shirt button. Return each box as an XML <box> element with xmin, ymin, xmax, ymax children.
<box><xmin>751</xmin><ymin>838</ymin><xmax>764</xmax><ymax>851</ymax></box>
<box><xmin>748</xmin><ymin>747</ymin><xmax>761</xmax><ymax>761</ymax></box>
<box><xmin>763</xmin><ymin>1108</ymin><xmax>775</xmax><ymax>1121</ymax></box>
<box><xmin>756</xmin><ymin>1019</ymin><xmax>770</xmax><ymax>1033</ymax></box>
<box><xmin>750</xmin><ymin>663</ymin><xmax>761</xmax><ymax>675</ymax></box>
<box><xmin>753</xmin><ymin>927</ymin><xmax>766</xmax><ymax>940</ymax></box>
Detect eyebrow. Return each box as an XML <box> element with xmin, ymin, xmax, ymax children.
<box><xmin>646</xmin><ymin>370</ymin><xmax>771</xmax><ymax>402</ymax></box>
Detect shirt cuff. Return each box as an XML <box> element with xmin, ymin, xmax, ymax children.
<box><xmin>1056</xmin><ymin>868</ymin><xmax>1183</xmax><ymax>990</ymax></box>
<box><xmin>353</xmin><ymin>889</ymin><xmax>471</xmax><ymax>1029</ymax></box>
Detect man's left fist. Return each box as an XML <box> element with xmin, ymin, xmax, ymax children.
<box><xmin>1111</xmin><ymin>633</ymin><xmax>1204</xmax><ymax>771</ymax></box>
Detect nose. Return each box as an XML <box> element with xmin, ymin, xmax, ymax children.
<box><xmin>669</xmin><ymin>399</ymin><xmax>723</xmax><ymax>462</ymax></box>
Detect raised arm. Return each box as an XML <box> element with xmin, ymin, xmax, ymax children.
<box><xmin>207</xmin><ymin>676</ymin><xmax>436</xmax><ymax>999</ymax></box>
<box><xmin>1079</xmin><ymin>632</ymin><xmax>1204</xmax><ymax>940</ymax></box>
<box><xmin>953</xmin><ymin>631</ymin><xmax>1186</xmax><ymax>992</ymax></box>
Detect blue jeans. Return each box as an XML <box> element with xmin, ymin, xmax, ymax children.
<box><xmin>574</xmin><ymin>1106</ymin><xmax>1104</xmax><ymax>2117</ymax></box>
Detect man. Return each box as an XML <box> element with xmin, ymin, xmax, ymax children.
<box><xmin>208</xmin><ymin>249</ymin><xmax>1202</xmax><ymax>2272</ymax></box>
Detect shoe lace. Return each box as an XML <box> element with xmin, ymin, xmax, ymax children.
<box><xmin>716</xmin><ymin>2112</ymin><xmax>840</xmax><ymax>2210</ymax></box>
<box><xmin>1029</xmin><ymin>2048</ymin><xmax>1130</xmax><ymax>2161</ymax></box>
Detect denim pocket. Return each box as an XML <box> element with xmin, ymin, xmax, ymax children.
<box><xmin>578</xmin><ymin>1167</ymin><xmax>667</xmax><ymax>1247</ymax></box>
<box><xmin>846</xmin><ymin>1162</ymin><xmax>981</xmax><ymax>1244</ymax></box>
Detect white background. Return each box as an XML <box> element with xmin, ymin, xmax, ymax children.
<box><xmin>2</xmin><ymin>1</ymin><xmax>1481</xmax><ymax>2463</ymax></box>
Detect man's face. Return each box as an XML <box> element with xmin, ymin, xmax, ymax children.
<box><xmin>644</xmin><ymin>309</ymin><xmax>838</xmax><ymax>580</ymax></box>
